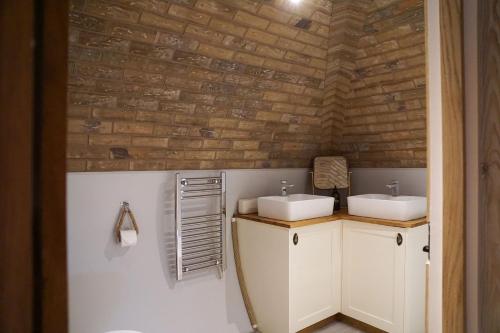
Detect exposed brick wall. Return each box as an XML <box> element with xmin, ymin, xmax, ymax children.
<box><xmin>322</xmin><ymin>0</ymin><xmax>370</xmax><ymax>153</ymax></box>
<box><xmin>67</xmin><ymin>0</ymin><xmax>426</xmax><ymax>171</ymax></box>
<box><xmin>337</xmin><ymin>0</ymin><xmax>427</xmax><ymax>167</ymax></box>
<box><xmin>67</xmin><ymin>0</ymin><xmax>332</xmax><ymax>171</ymax></box>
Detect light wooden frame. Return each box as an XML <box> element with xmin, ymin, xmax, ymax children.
<box><xmin>439</xmin><ymin>0</ymin><xmax>465</xmax><ymax>332</ymax></box>
<box><xmin>425</xmin><ymin>0</ymin><xmax>466</xmax><ymax>331</ymax></box>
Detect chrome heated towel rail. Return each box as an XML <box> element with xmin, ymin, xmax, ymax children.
<box><xmin>175</xmin><ymin>172</ymin><xmax>226</xmax><ymax>281</ymax></box>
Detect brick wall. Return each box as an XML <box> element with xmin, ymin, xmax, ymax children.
<box><xmin>67</xmin><ymin>0</ymin><xmax>332</xmax><ymax>171</ymax></box>
<box><xmin>67</xmin><ymin>0</ymin><xmax>426</xmax><ymax>171</ymax></box>
<box><xmin>322</xmin><ymin>0</ymin><xmax>370</xmax><ymax>153</ymax></box>
<box><xmin>337</xmin><ymin>0</ymin><xmax>427</xmax><ymax>167</ymax></box>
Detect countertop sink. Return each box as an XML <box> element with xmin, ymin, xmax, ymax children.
<box><xmin>347</xmin><ymin>194</ymin><xmax>426</xmax><ymax>221</ymax></box>
<box><xmin>257</xmin><ymin>194</ymin><xmax>334</xmax><ymax>221</ymax></box>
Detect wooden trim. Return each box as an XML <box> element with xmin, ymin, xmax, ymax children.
<box><xmin>34</xmin><ymin>0</ymin><xmax>69</xmax><ymax>331</ymax></box>
<box><xmin>297</xmin><ymin>314</ymin><xmax>341</xmax><ymax>333</ymax></box>
<box><xmin>423</xmin><ymin>2</ymin><xmax>430</xmax><ymax>330</ymax></box>
<box><xmin>231</xmin><ymin>222</ymin><xmax>258</xmax><ymax>329</ymax></box>
<box><xmin>425</xmin><ymin>261</ymin><xmax>430</xmax><ymax>333</ymax></box>
<box><xmin>298</xmin><ymin>314</ymin><xmax>385</xmax><ymax>333</ymax></box>
<box><xmin>463</xmin><ymin>0</ymin><xmax>479</xmax><ymax>330</ymax></box>
<box><xmin>439</xmin><ymin>0</ymin><xmax>465</xmax><ymax>332</ymax></box>
<box><xmin>0</xmin><ymin>1</ymin><xmax>35</xmax><ymax>332</ymax></box>
<box><xmin>235</xmin><ymin>210</ymin><xmax>428</xmax><ymax>229</ymax></box>
<box><xmin>336</xmin><ymin>314</ymin><xmax>386</xmax><ymax>333</ymax></box>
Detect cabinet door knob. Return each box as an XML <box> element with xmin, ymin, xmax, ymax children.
<box><xmin>396</xmin><ymin>233</ymin><xmax>403</xmax><ymax>246</ymax></box>
<box><xmin>423</xmin><ymin>245</ymin><xmax>430</xmax><ymax>253</ymax></box>
<box><xmin>293</xmin><ymin>233</ymin><xmax>298</xmax><ymax>245</ymax></box>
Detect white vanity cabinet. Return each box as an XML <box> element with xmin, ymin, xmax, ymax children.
<box><xmin>236</xmin><ymin>219</ymin><xmax>342</xmax><ymax>333</ymax></box>
<box><xmin>236</xmin><ymin>217</ymin><xmax>427</xmax><ymax>333</ymax></box>
<box><xmin>341</xmin><ymin>221</ymin><xmax>428</xmax><ymax>333</ymax></box>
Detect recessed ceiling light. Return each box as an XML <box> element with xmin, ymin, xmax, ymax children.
<box><xmin>289</xmin><ymin>0</ymin><xmax>301</xmax><ymax>4</ymax></box>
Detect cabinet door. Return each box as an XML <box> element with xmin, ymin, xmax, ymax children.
<box><xmin>290</xmin><ymin>222</ymin><xmax>341</xmax><ymax>332</ymax></box>
<box><xmin>342</xmin><ymin>222</ymin><xmax>405</xmax><ymax>333</ymax></box>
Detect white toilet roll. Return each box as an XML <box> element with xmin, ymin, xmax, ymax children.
<box><xmin>120</xmin><ymin>230</ymin><xmax>138</xmax><ymax>247</ymax></box>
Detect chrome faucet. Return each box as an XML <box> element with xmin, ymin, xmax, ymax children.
<box><xmin>280</xmin><ymin>180</ymin><xmax>294</xmax><ymax>196</ymax></box>
<box><xmin>386</xmin><ymin>180</ymin><xmax>400</xmax><ymax>196</ymax></box>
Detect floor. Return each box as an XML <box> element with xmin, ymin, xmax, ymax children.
<box><xmin>313</xmin><ymin>321</ymin><xmax>367</xmax><ymax>333</ymax></box>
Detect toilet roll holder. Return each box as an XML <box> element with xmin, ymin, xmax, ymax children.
<box><xmin>114</xmin><ymin>201</ymin><xmax>139</xmax><ymax>243</ymax></box>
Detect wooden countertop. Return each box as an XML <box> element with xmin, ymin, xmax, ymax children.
<box><xmin>235</xmin><ymin>208</ymin><xmax>428</xmax><ymax>229</ymax></box>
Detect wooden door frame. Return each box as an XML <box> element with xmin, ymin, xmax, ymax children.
<box><xmin>0</xmin><ymin>2</ymin><xmax>36</xmax><ymax>332</ymax></box>
<box><xmin>0</xmin><ymin>1</ymin><xmax>68</xmax><ymax>332</ymax></box>
<box><xmin>440</xmin><ymin>0</ymin><xmax>465</xmax><ymax>331</ymax></box>
<box><xmin>426</xmin><ymin>0</ymin><xmax>465</xmax><ymax>331</ymax></box>
<box><xmin>463</xmin><ymin>0</ymin><xmax>479</xmax><ymax>331</ymax></box>
<box><xmin>36</xmin><ymin>0</ymin><xmax>69</xmax><ymax>331</ymax></box>
<box><xmin>439</xmin><ymin>0</ymin><xmax>465</xmax><ymax>332</ymax></box>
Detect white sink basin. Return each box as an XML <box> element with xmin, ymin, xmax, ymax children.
<box><xmin>347</xmin><ymin>194</ymin><xmax>426</xmax><ymax>221</ymax></box>
<box><xmin>257</xmin><ymin>194</ymin><xmax>334</xmax><ymax>221</ymax></box>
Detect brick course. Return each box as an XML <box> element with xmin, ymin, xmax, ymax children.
<box><xmin>67</xmin><ymin>0</ymin><xmax>426</xmax><ymax>171</ymax></box>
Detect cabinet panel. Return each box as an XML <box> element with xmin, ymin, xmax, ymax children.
<box><xmin>237</xmin><ymin>219</ymin><xmax>291</xmax><ymax>333</ymax></box>
<box><xmin>290</xmin><ymin>222</ymin><xmax>341</xmax><ymax>332</ymax></box>
<box><xmin>342</xmin><ymin>222</ymin><xmax>405</xmax><ymax>332</ymax></box>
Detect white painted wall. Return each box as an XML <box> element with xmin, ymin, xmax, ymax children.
<box><xmin>67</xmin><ymin>167</ymin><xmax>427</xmax><ymax>333</ymax></box>
<box><xmin>350</xmin><ymin>168</ymin><xmax>426</xmax><ymax>196</ymax></box>
<box><xmin>426</xmin><ymin>0</ymin><xmax>444</xmax><ymax>330</ymax></box>
<box><xmin>67</xmin><ymin>169</ymin><xmax>310</xmax><ymax>333</ymax></box>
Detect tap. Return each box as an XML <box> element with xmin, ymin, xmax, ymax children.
<box><xmin>280</xmin><ymin>180</ymin><xmax>294</xmax><ymax>196</ymax></box>
<box><xmin>386</xmin><ymin>180</ymin><xmax>400</xmax><ymax>196</ymax></box>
